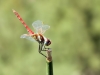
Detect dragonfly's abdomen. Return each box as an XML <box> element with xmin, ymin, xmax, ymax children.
<box><xmin>13</xmin><ymin>9</ymin><xmax>34</xmax><ymax>35</ymax></box>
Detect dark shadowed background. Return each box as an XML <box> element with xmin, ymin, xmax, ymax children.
<box><xmin>0</xmin><ymin>0</ymin><xmax>100</xmax><ymax>75</ymax></box>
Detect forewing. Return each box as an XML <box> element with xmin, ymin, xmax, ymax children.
<box><xmin>32</xmin><ymin>20</ymin><xmax>50</xmax><ymax>34</ymax></box>
<box><xmin>41</xmin><ymin>25</ymin><xmax>50</xmax><ymax>34</ymax></box>
<box><xmin>20</xmin><ymin>34</ymin><xmax>35</xmax><ymax>42</ymax></box>
<box><xmin>32</xmin><ymin>20</ymin><xmax>43</xmax><ymax>32</ymax></box>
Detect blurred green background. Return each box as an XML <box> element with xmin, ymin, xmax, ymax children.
<box><xmin>0</xmin><ymin>0</ymin><xmax>100</xmax><ymax>75</ymax></box>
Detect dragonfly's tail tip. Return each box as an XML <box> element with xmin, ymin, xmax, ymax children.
<box><xmin>12</xmin><ymin>9</ymin><xmax>16</xmax><ymax>12</ymax></box>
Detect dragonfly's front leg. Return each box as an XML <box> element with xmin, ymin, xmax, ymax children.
<box><xmin>40</xmin><ymin>45</ymin><xmax>51</xmax><ymax>52</ymax></box>
<box><xmin>40</xmin><ymin>43</ymin><xmax>47</xmax><ymax>51</ymax></box>
<box><xmin>43</xmin><ymin>46</ymin><xmax>51</xmax><ymax>51</ymax></box>
<box><xmin>38</xmin><ymin>43</ymin><xmax>47</xmax><ymax>58</ymax></box>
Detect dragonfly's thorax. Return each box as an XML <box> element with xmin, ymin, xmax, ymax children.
<box><xmin>32</xmin><ymin>33</ymin><xmax>44</xmax><ymax>43</ymax></box>
<box><xmin>32</xmin><ymin>33</ymin><xmax>51</xmax><ymax>46</ymax></box>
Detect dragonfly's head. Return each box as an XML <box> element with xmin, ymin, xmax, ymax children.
<box><xmin>45</xmin><ymin>39</ymin><xmax>51</xmax><ymax>46</ymax></box>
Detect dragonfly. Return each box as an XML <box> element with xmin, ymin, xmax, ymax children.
<box><xmin>12</xmin><ymin>9</ymin><xmax>51</xmax><ymax>58</ymax></box>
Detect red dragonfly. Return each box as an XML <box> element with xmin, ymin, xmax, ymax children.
<box><xmin>12</xmin><ymin>9</ymin><xmax>51</xmax><ymax>58</ymax></box>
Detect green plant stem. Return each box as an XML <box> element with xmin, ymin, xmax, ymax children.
<box><xmin>46</xmin><ymin>60</ymin><xmax>53</xmax><ymax>75</ymax></box>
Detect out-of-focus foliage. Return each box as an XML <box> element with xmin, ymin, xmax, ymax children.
<box><xmin>0</xmin><ymin>0</ymin><xmax>100</xmax><ymax>75</ymax></box>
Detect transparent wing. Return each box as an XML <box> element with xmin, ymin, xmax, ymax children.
<box><xmin>20</xmin><ymin>34</ymin><xmax>36</xmax><ymax>42</ymax></box>
<box><xmin>32</xmin><ymin>20</ymin><xmax>50</xmax><ymax>34</ymax></box>
<box><xmin>32</xmin><ymin>20</ymin><xmax>43</xmax><ymax>32</ymax></box>
<box><xmin>41</xmin><ymin>25</ymin><xmax>50</xmax><ymax>34</ymax></box>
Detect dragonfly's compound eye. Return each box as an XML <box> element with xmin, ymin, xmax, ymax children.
<box><xmin>46</xmin><ymin>39</ymin><xmax>51</xmax><ymax>46</ymax></box>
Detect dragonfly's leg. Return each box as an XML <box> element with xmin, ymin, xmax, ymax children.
<box><xmin>38</xmin><ymin>43</ymin><xmax>47</xmax><ymax>58</ymax></box>
<box><xmin>43</xmin><ymin>46</ymin><xmax>51</xmax><ymax>51</ymax></box>
<box><xmin>41</xmin><ymin>50</ymin><xmax>47</xmax><ymax>51</ymax></box>
<box><xmin>40</xmin><ymin>45</ymin><xmax>50</xmax><ymax>51</ymax></box>
<box><xmin>41</xmin><ymin>45</ymin><xmax>47</xmax><ymax>51</ymax></box>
